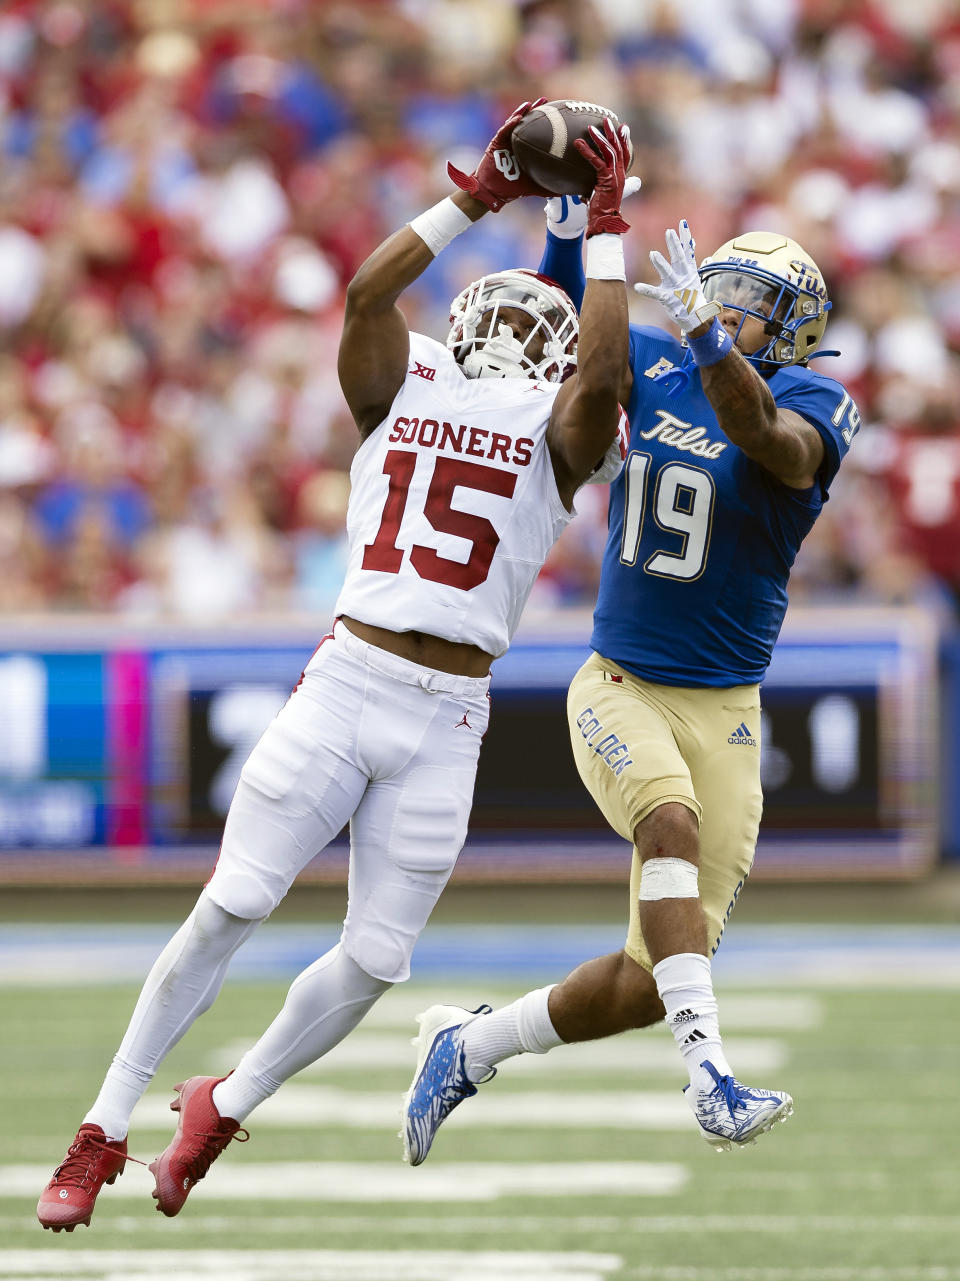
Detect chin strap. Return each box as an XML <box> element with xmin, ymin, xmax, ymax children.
<box><xmin>462</xmin><ymin>323</ymin><xmax>529</xmax><ymax>380</ymax></box>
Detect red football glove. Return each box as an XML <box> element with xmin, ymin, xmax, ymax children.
<box><xmin>447</xmin><ymin>98</ymin><xmax>554</xmax><ymax>212</ymax></box>
<box><xmin>574</xmin><ymin>118</ymin><xmax>633</xmax><ymax>238</ymax></box>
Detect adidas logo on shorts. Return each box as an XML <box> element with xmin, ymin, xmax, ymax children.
<box><xmin>727</xmin><ymin>721</ymin><xmax>757</xmax><ymax>747</ymax></box>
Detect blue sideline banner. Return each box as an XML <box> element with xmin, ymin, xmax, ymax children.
<box><xmin>0</xmin><ymin>607</ymin><xmax>941</xmax><ymax>881</ymax></box>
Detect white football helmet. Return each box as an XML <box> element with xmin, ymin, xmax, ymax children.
<box><xmin>447</xmin><ymin>269</ymin><xmax>579</xmax><ymax>382</ymax></box>
<box><xmin>698</xmin><ymin>232</ymin><xmax>831</xmax><ymax>367</ymax></box>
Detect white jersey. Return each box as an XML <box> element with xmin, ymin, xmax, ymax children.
<box><xmin>334</xmin><ymin>332</ymin><xmax>574</xmax><ymax>657</ymax></box>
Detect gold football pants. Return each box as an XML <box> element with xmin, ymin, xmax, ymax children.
<box><xmin>567</xmin><ymin>652</ymin><xmax>763</xmax><ymax>971</ymax></box>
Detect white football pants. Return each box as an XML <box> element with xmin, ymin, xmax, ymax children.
<box><xmin>205</xmin><ymin>620</ymin><xmax>491</xmax><ymax>982</ymax></box>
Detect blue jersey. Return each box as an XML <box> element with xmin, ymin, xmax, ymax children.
<box><xmin>540</xmin><ymin>234</ymin><xmax>858</xmax><ymax>688</ymax></box>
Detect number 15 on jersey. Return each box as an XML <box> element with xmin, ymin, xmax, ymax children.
<box><xmin>362</xmin><ymin>449</ymin><xmax>518</xmax><ymax>591</ymax></box>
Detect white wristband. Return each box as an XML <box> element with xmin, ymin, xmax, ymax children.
<box><xmin>408</xmin><ymin>197</ymin><xmax>473</xmax><ymax>257</ymax></box>
<box><xmin>585</xmin><ymin>233</ymin><xmax>626</xmax><ymax>281</ymax></box>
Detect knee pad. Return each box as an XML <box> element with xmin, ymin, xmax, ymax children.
<box><xmin>205</xmin><ymin>870</ymin><xmax>278</xmax><ymax>922</ymax></box>
<box><xmin>341</xmin><ymin>923</ymin><xmax>415</xmax><ymax>985</ymax></box>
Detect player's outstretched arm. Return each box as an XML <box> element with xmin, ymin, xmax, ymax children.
<box><xmin>548</xmin><ymin>120</ymin><xmax>632</xmax><ymax>509</ymax></box>
<box><xmin>539</xmin><ymin>195</ymin><xmax>589</xmax><ymax>311</ymax></box>
<box><xmin>338</xmin><ymin>191</ymin><xmax>484</xmax><ymax>439</ymax></box>
<box><xmin>538</xmin><ymin>178</ymin><xmax>642</xmax><ymax>314</ymax></box>
<box><xmin>635</xmin><ymin>221</ymin><xmax>824</xmax><ymax>489</ymax></box>
<box><xmin>699</xmin><ymin>355</ymin><xmax>824</xmax><ymax>489</ymax></box>
<box><xmin>338</xmin><ymin>100</ymin><xmax>555</xmax><ymax>439</ymax></box>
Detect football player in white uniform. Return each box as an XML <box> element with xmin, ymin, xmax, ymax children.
<box><xmin>37</xmin><ymin>101</ymin><xmax>632</xmax><ymax>1230</ymax></box>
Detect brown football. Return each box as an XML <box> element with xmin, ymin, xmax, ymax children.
<box><xmin>511</xmin><ymin>100</ymin><xmax>631</xmax><ymax>196</ymax></box>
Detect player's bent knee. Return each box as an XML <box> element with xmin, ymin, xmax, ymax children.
<box><xmin>193</xmin><ymin>888</ymin><xmax>259</xmax><ymax>934</ymax></box>
<box><xmin>634</xmin><ymin>799</ymin><xmax>699</xmax><ymax>842</ymax></box>
<box><xmin>342</xmin><ymin>926</ymin><xmax>414</xmax><ymax>985</ymax></box>
<box><xmin>205</xmin><ymin>870</ymin><xmax>279</xmax><ymax>922</ymax></box>
<box><xmin>324</xmin><ymin>942</ymin><xmax>393</xmax><ymax>999</ymax></box>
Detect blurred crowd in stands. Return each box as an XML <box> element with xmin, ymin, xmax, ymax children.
<box><xmin>0</xmin><ymin>0</ymin><xmax>958</xmax><ymax>621</ymax></box>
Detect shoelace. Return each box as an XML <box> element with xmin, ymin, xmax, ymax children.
<box><xmin>181</xmin><ymin>1124</ymin><xmax>250</xmax><ymax>1186</ymax></box>
<box><xmin>53</xmin><ymin>1128</ymin><xmax>147</xmax><ymax>1187</ymax></box>
<box><xmin>701</xmin><ymin>1062</ymin><xmax>753</xmax><ymax>1121</ymax></box>
<box><xmin>712</xmin><ymin>1074</ymin><xmax>745</xmax><ymax>1120</ymax></box>
<box><xmin>436</xmin><ymin>1078</ymin><xmax>472</xmax><ymax>1105</ymax></box>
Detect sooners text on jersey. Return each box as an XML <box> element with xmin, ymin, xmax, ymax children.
<box><xmin>334</xmin><ymin>333</ymin><xmax>574</xmax><ymax>657</ymax></box>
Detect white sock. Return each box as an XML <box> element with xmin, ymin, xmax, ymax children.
<box><xmin>83</xmin><ymin>1062</ymin><xmax>151</xmax><ymax>1143</ymax></box>
<box><xmin>652</xmin><ymin>952</ymin><xmax>733</xmax><ymax>1094</ymax></box>
<box><xmin>459</xmin><ymin>985</ymin><xmax>562</xmax><ymax>1083</ymax></box>
<box><xmin>84</xmin><ymin>892</ymin><xmax>259</xmax><ymax>1140</ymax></box>
<box><xmin>212</xmin><ymin>944</ymin><xmax>391</xmax><ymax>1123</ymax></box>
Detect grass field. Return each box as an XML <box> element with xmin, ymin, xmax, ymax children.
<box><xmin>3</xmin><ymin>930</ymin><xmax>960</xmax><ymax>1281</ymax></box>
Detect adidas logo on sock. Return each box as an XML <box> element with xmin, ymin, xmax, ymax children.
<box><xmin>727</xmin><ymin>721</ymin><xmax>757</xmax><ymax>746</ymax></box>
<box><xmin>671</xmin><ymin>1008</ymin><xmax>699</xmax><ymax>1025</ymax></box>
<box><xmin>681</xmin><ymin>1028</ymin><xmax>708</xmax><ymax>1046</ymax></box>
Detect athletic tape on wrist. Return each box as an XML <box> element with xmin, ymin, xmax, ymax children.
<box><xmin>408</xmin><ymin>197</ymin><xmax>473</xmax><ymax>257</ymax></box>
<box><xmin>687</xmin><ymin>318</ymin><xmax>733</xmax><ymax>367</ymax></box>
<box><xmin>638</xmin><ymin>856</ymin><xmax>700</xmax><ymax>900</ymax></box>
<box><xmin>585</xmin><ymin>233</ymin><xmax>626</xmax><ymax>281</ymax></box>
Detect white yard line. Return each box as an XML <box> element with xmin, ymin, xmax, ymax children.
<box><xmin>625</xmin><ymin>1270</ymin><xmax>960</xmax><ymax>1281</ymax></box>
<box><xmin>2</xmin><ymin>1214</ymin><xmax>958</xmax><ymax>1236</ymax></box>
<box><xmin>2</xmin><ymin>1252</ymin><xmax>960</xmax><ymax>1281</ymax></box>
<box><xmin>0</xmin><ymin>1161</ymin><xmax>687</xmax><ymax>1202</ymax></box>
<box><xmin>345</xmin><ymin>991</ymin><xmax>823</xmax><ymax>1030</ymax></box>
<box><xmin>0</xmin><ymin>1251</ymin><xmax>622</xmax><ymax>1281</ymax></box>
<box><xmin>211</xmin><ymin>1032</ymin><xmax>788</xmax><ymax>1075</ymax></box>
<box><xmin>130</xmin><ymin>1084</ymin><xmax>693</xmax><ymax>1130</ymax></box>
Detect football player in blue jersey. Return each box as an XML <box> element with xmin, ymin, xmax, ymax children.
<box><xmin>403</xmin><ymin>199</ymin><xmax>860</xmax><ymax>1164</ymax></box>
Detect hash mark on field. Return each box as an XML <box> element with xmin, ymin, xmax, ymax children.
<box><xmin>0</xmin><ymin>1250</ymin><xmax>622</xmax><ymax>1280</ymax></box>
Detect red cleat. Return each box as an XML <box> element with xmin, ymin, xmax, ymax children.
<box><xmin>148</xmin><ymin>1076</ymin><xmax>248</xmax><ymax>1217</ymax></box>
<box><xmin>37</xmin><ymin>1124</ymin><xmax>129</xmax><ymax>1232</ymax></box>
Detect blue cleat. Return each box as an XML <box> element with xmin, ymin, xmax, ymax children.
<box><xmin>686</xmin><ymin>1059</ymin><xmax>793</xmax><ymax>1151</ymax></box>
<box><xmin>402</xmin><ymin>1004</ymin><xmax>493</xmax><ymax>1166</ymax></box>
